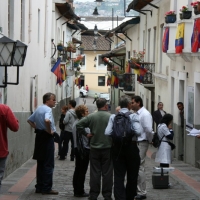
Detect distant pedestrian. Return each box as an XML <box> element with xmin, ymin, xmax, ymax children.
<box><xmin>0</xmin><ymin>104</ymin><xmax>19</xmax><ymax>190</ymax></box>
<box><xmin>60</xmin><ymin>100</ymin><xmax>77</xmax><ymax>161</ymax></box>
<box><xmin>177</xmin><ymin>102</ymin><xmax>184</xmax><ymax>160</ymax></box>
<box><xmin>131</xmin><ymin>96</ymin><xmax>154</xmax><ymax>200</ymax></box>
<box><xmin>93</xmin><ymin>93</ymin><xmax>98</xmax><ymax>104</ymax></box>
<box><xmin>27</xmin><ymin>92</ymin><xmax>59</xmax><ymax>195</ymax></box>
<box><xmin>152</xmin><ymin>102</ymin><xmax>166</xmax><ymax>127</ymax></box>
<box><xmin>86</xmin><ymin>85</ymin><xmax>89</xmax><ymax>92</ymax></box>
<box><xmin>105</xmin><ymin>95</ymin><xmax>141</xmax><ymax>200</ymax></box>
<box><xmin>76</xmin><ymin>98</ymin><xmax>113</xmax><ymax>200</ymax></box>
<box><xmin>72</xmin><ymin>105</ymin><xmax>90</xmax><ymax>198</ymax></box>
<box><xmin>58</xmin><ymin>106</ymin><xmax>68</xmax><ymax>158</ymax></box>
<box><xmin>155</xmin><ymin>114</ymin><xmax>174</xmax><ymax>168</ymax></box>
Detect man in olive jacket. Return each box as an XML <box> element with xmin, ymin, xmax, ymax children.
<box><xmin>76</xmin><ymin>98</ymin><xmax>113</xmax><ymax>200</ymax></box>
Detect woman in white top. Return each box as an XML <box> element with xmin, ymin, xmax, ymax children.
<box><xmin>155</xmin><ymin>114</ymin><xmax>174</xmax><ymax>167</ymax></box>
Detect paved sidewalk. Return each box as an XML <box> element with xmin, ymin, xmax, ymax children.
<box><xmin>1</xmin><ymin>98</ymin><xmax>200</xmax><ymax>199</ymax></box>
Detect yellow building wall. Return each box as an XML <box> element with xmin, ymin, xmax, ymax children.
<box><xmin>81</xmin><ymin>50</ymin><xmax>110</xmax><ymax>96</ymax></box>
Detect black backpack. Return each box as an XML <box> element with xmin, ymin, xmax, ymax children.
<box><xmin>112</xmin><ymin>112</ymin><xmax>134</xmax><ymax>146</ymax></box>
<box><xmin>152</xmin><ymin>132</ymin><xmax>164</xmax><ymax>148</ymax></box>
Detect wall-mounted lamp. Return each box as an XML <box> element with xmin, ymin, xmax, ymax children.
<box><xmin>0</xmin><ymin>34</ymin><xmax>28</xmax><ymax>87</ymax></box>
<box><xmin>94</xmin><ymin>64</ymin><xmax>96</xmax><ymax>67</ymax></box>
<box><xmin>187</xmin><ymin>72</ymin><xmax>189</xmax><ymax>78</ymax></box>
<box><xmin>94</xmin><ymin>34</ymin><xmax>98</xmax><ymax>40</ymax></box>
<box><xmin>94</xmin><ymin>56</ymin><xmax>97</xmax><ymax>61</ymax></box>
<box><xmin>93</xmin><ymin>40</ymin><xmax>97</xmax><ymax>50</ymax></box>
<box><xmin>94</xmin><ymin>0</ymin><xmax>105</xmax><ymax>7</ymax></box>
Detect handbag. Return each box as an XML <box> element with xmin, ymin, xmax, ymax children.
<box><xmin>165</xmin><ymin>141</ymin><xmax>176</xmax><ymax>150</ymax></box>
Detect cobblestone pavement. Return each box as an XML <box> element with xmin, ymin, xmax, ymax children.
<box><xmin>0</xmin><ymin>97</ymin><xmax>200</xmax><ymax>199</ymax></box>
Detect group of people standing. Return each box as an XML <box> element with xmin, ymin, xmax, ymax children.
<box><xmin>0</xmin><ymin>91</ymin><xmax>186</xmax><ymax>200</ymax></box>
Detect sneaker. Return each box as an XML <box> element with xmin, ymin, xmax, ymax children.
<box><xmin>134</xmin><ymin>194</ymin><xmax>146</xmax><ymax>199</ymax></box>
<box><xmin>74</xmin><ymin>192</ymin><xmax>89</xmax><ymax>197</ymax></box>
<box><xmin>42</xmin><ymin>190</ymin><xmax>59</xmax><ymax>195</ymax></box>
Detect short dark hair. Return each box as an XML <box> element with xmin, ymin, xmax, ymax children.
<box><xmin>96</xmin><ymin>98</ymin><xmax>107</xmax><ymax>109</ymax></box>
<box><xmin>177</xmin><ymin>102</ymin><xmax>184</xmax><ymax>106</ymax></box>
<box><xmin>119</xmin><ymin>95</ymin><xmax>131</xmax><ymax>108</ymax></box>
<box><xmin>160</xmin><ymin>114</ymin><xmax>173</xmax><ymax>126</ymax></box>
<box><xmin>43</xmin><ymin>93</ymin><xmax>55</xmax><ymax>104</ymax></box>
<box><xmin>69</xmin><ymin>100</ymin><xmax>76</xmax><ymax>108</ymax></box>
<box><xmin>62</xmin><ymin>106</ymin><xmax>68</xmax><ymax>111</ymax></box>
<box><xmin>132</xmin><ymin>96</ymin><xmax>143</xmax><ymax>107</ymax></box>
<box><xmin>158</xmin><ymin>102</ymin><xmax>163</xmax><ymax>106</ymax></box>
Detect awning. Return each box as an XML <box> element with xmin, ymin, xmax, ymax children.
<box><xmin>67</xmin><ymin>22</ymin><xmax>88</xmax><ymax>31</ymax></box>
<box><xmin>56</xmin><ymin>3</ymin><xmax>80</xmax><ymax>20</ymax></box>
<box><xmin>72</xmin><ymin>37</ymin><xmax>82</xmax><ymax>44</ymax></box>
<box><xmin>114</xmin><ymin>17</ymin><xmax>140</xmax><ymax>33</ymax></box>
<box><xmin>126</xmin><ymin>0</ymin><xmax>158</xmax><ymax>12</ymax></box>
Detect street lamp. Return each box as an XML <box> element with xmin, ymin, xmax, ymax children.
<box><xmin>94</xmin><ymin>24</ymin><xmax>98</xmax><ymax>35</ymax></box>
<box><xmin>94</xmin><ymin>34</ymin><xmax>98</xmax><ymax>40</ymax></box>
<box><xmin>7</xmin><ymin>40</ymin><xmax>28</xmax><ymax>85</ymax></box>
<box><xmin>0</xmin><ymin>33</ymin><xmax>28</xmax><ymax>87</ymax></box>
<box><xmin>92</xmin><ymin>7</ymin><xmax>100</xmax><ymax>16</ymax></box>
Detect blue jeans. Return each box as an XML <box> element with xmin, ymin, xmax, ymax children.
<box><xmin>0</xmin><ymin>157</ymin><xmax>7</xmax><ymax>190</ymax></box>
<box><xmin>35</xmin><ymin>138</ymin><xmax>54</xmax><ymax>192</ymax></box>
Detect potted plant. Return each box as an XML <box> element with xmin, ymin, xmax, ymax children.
<box><xmin>179</xmin><ymin>6</ymin><xmax>192</xmax><ymax>19</ymax></box>
<box><xmin>129</xmin><ymin>49</ymin><xmax>145</xmax><ymax>68</ymax></box>
<box><xmin>71</xmin><ymin>46</ymin><xmax>77</xmax><ymax>53</ymax></box>
<box><xmin>191</xmin><ymin>1</ymin><xmax>200</xmax><ymax>15</ymax></box>
<box><xmin>165</xmin><ymin>11</ymin><xmax>176</xmax><ymax>23</ymax></box>
<box><xmin>66</xmin><ymin>41</ymin><xmax>74</xmax><ymax>52</ymax></box>
<box><xmin>57</xmin><ymin>41</ymin><xmax>64</xmax><ymax>51</ymax></box>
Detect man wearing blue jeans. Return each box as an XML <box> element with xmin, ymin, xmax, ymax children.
<box><xmin>0</xmin><ymin>104</ymin><xmax>19</xmax><ymax>190</ymax></box>
<box><xmin>27</xmin><ymin>92</ymin><xmax>58</xmax><ymax>195</ymax></box>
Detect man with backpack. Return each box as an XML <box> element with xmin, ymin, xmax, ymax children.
<box><xmin>105</xmin><ymin>95</ymin><xmax>141</xmax><ymax>200</ymax></box>
<box><xmin>131</xmin><ymin>96</ymin><xmax>154</xmax><ymax>200</ymax></box>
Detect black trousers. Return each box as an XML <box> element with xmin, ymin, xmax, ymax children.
<box><xmin>60</xmin><ymin>131</ymin><xmax>74</xmax><ymax>159</ymax></box>
<box><xmin>73</xmin><ymin>148</ymin><xmax>90</xmax><ymax>195</ymax></box>
<box><xmin>35</xmin><ymin>138</ymin><xmax>54</xmax><ymax>192</ymax></box>
<box><xmin>89</xmin><ymin>148</ymin><xmax>113</xmax><ymax>199</ymax></box>
<box><xmin>112</xmin><ymin>143</ymin><xmax>140</xmax><ymax>200</ymax></box>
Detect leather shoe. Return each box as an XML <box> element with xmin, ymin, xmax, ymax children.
<box><xmin>134</xmin><ymin>194</ymin><xmax>146</xmax><ymax>199</ymax></box>
<box><xmin>42</xmin><ymin>190</ymin><xmax>59</xmax><ymax>195</ymax></box>
<box><xmin>74</xmin><ymin>192</ymin><xmax>89</xmax><ymax>197</ymax></box>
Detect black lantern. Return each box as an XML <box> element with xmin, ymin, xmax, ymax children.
<box><xmin>94</xmin><ymin>56</ymin><xmax>97</xmax><ymax>61</ymax></box>
<box><xmin>94</xmin><ymin>24</ymin><xmax>98</xmax><ymax>35</ymax></box>
<box><xmin>0</xmin><ymin>35</ymin><xmax>16</xmax><ymax>66</ymax></box>
<box><xmin>92</xmin><ymin>7</ymin><xmax>99</xmax><ymax>16</ymax></box>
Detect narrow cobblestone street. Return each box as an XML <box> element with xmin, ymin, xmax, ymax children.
<box><xmin>0</xmin><ymin>98</ymin><xmax>200</xmax><ymax>200</ymax></box>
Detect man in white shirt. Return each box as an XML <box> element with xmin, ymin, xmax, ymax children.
<box><xmin>131</xmin><ymin>96</ymin><xmax>153</xmax><ymax>200</ymax></box>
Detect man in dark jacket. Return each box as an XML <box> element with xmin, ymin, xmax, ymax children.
<box><xmin>27</xmin><ymin>92</ymin><xmax>58</xmax><ymax>195</ymax></box>
<box><xmin>152</xmin><ymin>102</ymin><xmax>166</xmax><ymax>128</ymax></box>
<box><xmin>59</xmin><ymin>100</ymin><xmax>77</xmax><ymax>161</ymax></box>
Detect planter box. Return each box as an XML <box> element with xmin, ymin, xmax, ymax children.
<box><xmin>165</xmin><ymin>15</ymin><xmax>176</xmax><ymax>23</ymax></box>
<box><xmin>182</xmin><ymin>11</ymin><xmax>192</xmax><ymax>19</ymax></box>
<box><xmin>57</xmin><ymin>45</ymin><xmax>64</xmax><ymax>52</ymax></box>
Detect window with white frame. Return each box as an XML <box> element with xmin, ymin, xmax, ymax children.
<box><xmin>97</xmin><ymin>54</ymin><xmax>106</xmax><ymax>70</ymax></box>
<box><xmin>98</xmin><ymin>76</ymin><xmax>105</xmax><ymax>86</ymax></box>
<box><xmin>81</xmin><ymin>55</ymin><xmax>86</xmax><ymax>70</ymax></box>
<box><xmin>153</xmin><ymin>27</ymin><xmax>156</xmax><ymax>63</ymax></box>
<box><xmin>148</xmin><ymin>29</ymin><xmax>151</xmax><ymax>61</ymax></box>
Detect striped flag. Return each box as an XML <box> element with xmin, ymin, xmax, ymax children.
<box><xmin>51</xmin><ymin>58</ymin><xmax>62</xmax><ymax>85</ymax></box>
<box><xmin>175</xmin><ymin>23</ymin><xmax>184</xmax><ymax>53</ymax></box>
<box><xmin>162</xmin><ymin>27</ymin><xmax>169</xmax><ymax>52</ymax></box>
<box><xmin>191</xmin><ymin>18</ymin><xmax>200</xmax><ymax>53</ymax></box>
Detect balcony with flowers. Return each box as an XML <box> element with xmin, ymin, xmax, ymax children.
<box><xmin>164</xmin><ymin>3</ymin><xmax>200</xmax><ymax>62</ymax></box>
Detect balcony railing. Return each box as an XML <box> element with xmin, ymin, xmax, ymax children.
<box><xmin>137</xmin><ymin>63</ymin><xmax>155</xmax><ymax>86</ymax></box>
<box><xmin>118</xmin><ymin>73</ymin><xmax>135</xmax><ymax>93</ymax></box>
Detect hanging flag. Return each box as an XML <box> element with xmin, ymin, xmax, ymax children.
<box><xmin>60</xmin><ymin>64</ymin><xmax>67</xmax><ymax>82</ymax></box>
<box><xmin>139</xmin><ymin>65</ymin><xmax>148</xmax><ymax>76</ymax></box>
<box><xmin>75</xmin><ymin>78</ymin><xmax>79</xmax><ymax>85</ymax></box>
<box><xmin>175</xmin><ymin>23</ymin><xmax>184</xmax><ymax>53</ymax></box>
<box><xmin>51</xmin><ymin>58</ymin><xmax>62</xmax><ymax>85</ymax></box>
<box><xmin>107</xmin><ymin>77</ymin><xmax>111</xmax><ymax>86</ymax></box>
<box><xmin>134</xmin><ymin>68</ymin><xmax>140</xmax><ymax>75</ymax></box>
<box><xmin>162</xmin><ymin>27</ymin><xmax>169</xmax><ymax>53</ymax></box>
<box><xmin>114</xmin><ymin>76</ymin><xmax>119</xmax><ymax>88</ymax></box>
<box><xmin>191</xmin><ymin>18</ymin><xmax>200</xmax><ymax>53</ymax></box>
<box><xmin>111</xmin><ymin>75</ymin><xmax>115</xmax><ymax>85</ymax></box>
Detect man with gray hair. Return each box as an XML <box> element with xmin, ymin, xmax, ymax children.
<box><xmin>105</xmin><ymin>95</ymin><xmax>141</xmax><ymax>200</ymax></box>
<box><xmin>76</xmin><ymin>98</ymin><xmax>113</xmax><ymax>200</ymax></box>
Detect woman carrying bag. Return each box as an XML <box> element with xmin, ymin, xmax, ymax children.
<box><xmin>155</xmin><ymin>114</ymin><xmax>175</xmax><ymax>167</ymax></box>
